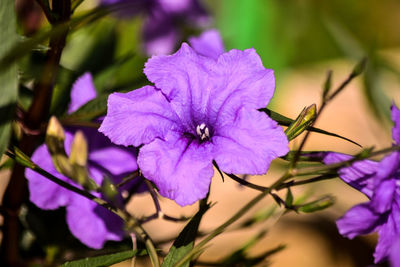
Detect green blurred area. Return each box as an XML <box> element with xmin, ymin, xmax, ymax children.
<box><xmin>210</xmin><ymin>0</ymin><xmax>400</xmax><ymax>122</ymax></box>
<box><xmin>214</xmin><ymin>0</ymin><xmax>400</xmax><ymax>69</ymax></box>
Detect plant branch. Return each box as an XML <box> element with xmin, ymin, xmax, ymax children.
<box><xmin>290</xmin><ymin>59</ymin><xmax>366</xmax><ymax>169</ymax></box>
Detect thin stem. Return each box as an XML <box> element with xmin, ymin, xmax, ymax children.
<box><xmin>146</xmin><ymin>180</ymin><xmax>162</xmax><ymax>214</ymax></box>
<box><xmin>117</xmin><ymin>171</ymin><xmax>140</xmax><ymax>188</ymax></box>
<box><xmin>141</xmin><ymin>180</ymin><xmax>190</xmax><ymax>223</ymax></box>
<box><xmin>226</xmin><ymin>173</ymin><xmax>269</xmax><ymax>191</ymax></box>
<box><xmin>276</xmin><ymin>174</ymin><xmax>337</xmax><ymax>190</ymax></box>
<box><xmin>35</xmin><ymin>0</ymin><xmax>55</xmax><ymax>23</ymax></box>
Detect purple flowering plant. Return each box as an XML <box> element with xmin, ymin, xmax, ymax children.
<box><xmin>3</xmin><ymin>1</ymin><xmax>400</xmax><ymax>266</ymax></box>
<box><xmin>321</xmin><ymin>104</ymin><xmax>400</xmax><ymax>265</ymax></box>
<box><xmin>25</xmin><ymin>73</ymin><xmax>141</xmax><ymax>249</ymax></box>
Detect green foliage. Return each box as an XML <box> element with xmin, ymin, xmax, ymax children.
<box><xmin>60</xmin><ymin>249</ymin><xmax>146</xmax><ymax>267</ymax></box>
<box><xmin>162</xmin><ymin>200</ymin><xmax>210</xmax><ymax>267</ymax></box>
<box><xmin>297</xmin><ymin>195</ymin><xmax>336</xmax><ymax>213</ymax></box>
<box><xmin>0</xmin><ymin>0</ymin><xmax>18</xmax><ymax>157</ymax></box>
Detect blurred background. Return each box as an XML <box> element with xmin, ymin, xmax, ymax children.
<box><xmin>2</xmin><ymin>0</ymin><xmax>400</xmax><ymax>266</ymax></box>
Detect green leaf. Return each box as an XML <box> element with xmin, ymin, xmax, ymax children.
<box><xmin>63</xmin><ymin>94</ymin><xmax>108</xmax><ymax>122</ymax></box>
<box><xmin>285</xmin><ymin>188</ymin><xmax>293</xmax><ymax>207</ymax></box>
<box><xmin>60</xmin><ymin>249</ymin><xmax>145</xmax><ymax>267</ymax></box>
<box><xmin>162</xmin><ymin>200</ymin><xmax>210</xmax><ymax>267</ymax></box>
<box><xmin>0</xmin><ymin>0</ymin><xmax>18</xmax><ymax>156</ymax></box>
<box><xmin>262</xmin><ymin>108</ymin><xmax>361</xmax><ymax>147</ymax></box>
<box><xmin>297</xmin><ymin>195</ymin><xmax>335</xmax><ymax>213</ymax></box>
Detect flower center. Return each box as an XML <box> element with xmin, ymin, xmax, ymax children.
<box><xmin>196</xmin><ymin>123</ymin><xmax>210</xmax><ymax>141</ymax></box>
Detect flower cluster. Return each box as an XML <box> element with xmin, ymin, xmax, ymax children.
<box><xmin>99</xmin><ymin>31</ymin><xmax>289</xmax><ymax>206</ymax></box>
<box><xmin>26</xmin><ymin>73</ymin><xmax>141</xmax><ymax>249</ymax></box>
<box><xmin>323</xmin><ymin>104</ymin><xmax>400</xmax><ymax>265</ymax></box>
<box><xmin>101</xmin><ymin>0</ymin><xmax>209</xmax><ymax>55</ymax></box>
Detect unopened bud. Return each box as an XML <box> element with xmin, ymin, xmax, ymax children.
<box><xmin>322</xmin><ymin>70</ymin><xmax>332</xmax><ymax>100</ymax></box>
<box><xmin>285</xmin><ymin>104</ymin><xmax>317</xmax><ymax>141</ymax></box>
<box><xmin>45</xmin><ymin>117</ymin><xmax>71</xmax><ymax>175</ymax></box>
<box><xmin>102</xmin><ymin>177</ymin><xmax>119</xmax><ymax>202</ymax></box>
<box><xmin>47</xmin><ymin>116</ymin><xmax>65</xmax><ymax>141</ymax></box>
<box><xmin>69</xmin><ymin>131</ymin><xmax>88</xmax><ymax>166</ymax></box>
<box><xmin>351</xmin><ymin>57</ymin><xmax>367</xmax><ymax>77</ymax></box>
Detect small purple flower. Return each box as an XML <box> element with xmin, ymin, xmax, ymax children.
<box><xmin>323</xmin><ymin>104</ymin><xmax>400</xmax><ymax>264</ymax></box>
<box><xmin>99</xmin><ymin>42</ymin><xmax>289</xmax><ymax>206</ymax></box>
<box><xmin>26</xmin><ymin>73</ymin><xmax>140</xmax><ymax>249</ymax></box>
<box><xmin>100</xmin><ymin>0</ymin><xmax>209</xmax><ymax>55</ymax></box>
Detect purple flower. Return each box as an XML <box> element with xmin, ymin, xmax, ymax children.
<box><xmin>323</xmin><ymin>104</ymin><xmax>400</xmax><ymax>264</ymax></box>
<box><xmin>100</xmin><ymin>0</ymin><xmax>209</xmax><ymax>55</ymax></box>
<box><xmin>99</xmin><ymin>42</ymin><xmax>289</xmax><ymax>206</ymax></box>
<box><xmin>25</xmin><ymin>73</ymin><xmax>140</xmax><ymax>249</ymax></box>
<box><xmin>188</xmin><ymin>29</ymin><xmax>225</xmax><ymax>60</ymax></box>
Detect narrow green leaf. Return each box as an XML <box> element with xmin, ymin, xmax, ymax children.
<box><xmin>262</xmin><ymin>108</ymin><xmax>361</xmax><ymax>147</ymax></box>
<box><xmin>162</xmin><ymin>200</ymin><xmax>210</xmax><ymax>267</ymax></box>
<box><xmin>60</xmin><ymin>249</ymin><xmax>146</xmax><ymax>267</ymax></box>
<box><xmin>0</xmin><ymin>0</ymin><xmax>18</xmax><ymax>156</ymax></box>
<box><xmin>285</xmin><ymin>188</ymin><xmax>293</xmax><ymax>207</ymax></box>
<box><xmin>64</xmin><ymin>94</ymin><xmax>108</xmax><ymax>122</ymax></box>
<box><xmin>297</xmin><ymin>195</ymin><xmax>335</xmax><ymax>213</ymax></box>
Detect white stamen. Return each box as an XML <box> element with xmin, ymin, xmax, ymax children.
<box><xmin>196</xmin><ymin>125</ymin><xmax>202</xmax><ymax>136</ymax></box>
<box><xmin>196</xmin><ymin>123</ymin><xmax>210</xmax><ymax>141</ymax></box>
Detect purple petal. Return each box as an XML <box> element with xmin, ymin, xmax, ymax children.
<box><xmin>390</xmin><ymin>236</ymin><xmax>400</xmax><ymax>267</ymax></box>
<box><xmin>336</xmin><ymin>203</ymin><xmax>381</xmax><ymax>239</ymax></box>
<box><xmin>138</xmin><ymin>132</ymin><xmax>214</xmax><ymax>206</ymax></box>
<box><xmin>212</xmin><ymin>108</ymin><xmax>288</xmax><ymax>175</ymax></box>
<box><xmin>89</xmin><ymin>146</ymin><xmax>137</xmax><ymax>177</ymax></box>
<box><xmin>25</xmin><ymin>134</ymin><xmax>75</xmax><ymax>210</ymax></box>
<box><xmin>392</xmin><ymin>103</ymin><xmax>400</xmax><ymax>144</ymax></box>
<box><xmin>189</xmin><ymin>29</ymin><xmax>225</xmax><ymax>59</ymax></box>
<box><xmin>66</xmin><ymin>194</ymin><xmax>123</xmax><ymax>249</ymax></box>
<box><xmin>323</xmin><ymin>152</ymin><xmax>378</xmax><ymax>198</ymax></box>
<box><xmin>374</xmin><ymin>202</ymin><xmax>400</xmax><ymax>263</ymax></box>
<box><xmin>370</xmin><ymin>179</ymin><xmax>396</xmax><ymax>214</ymax></box>
<box><xmin>144</xmin><ymin>43</ymin><xmax>275</xmax><ymax>126</ymax></box>
<box><xmin>68</xmin><ymin>73</ymin><xmax>97</xmax><ymax>114</ymax></box>
<box><xmin>376</xmin><ymin>152</ymin><xmax>400</xmax><ymax>182</ymax></box>
<box><xmin>158</xmin><ymin>0</ymin><xmax>192</xmax><ymax>13</ymax></box>
<box><xmin>99</xmin><ymin>86</ymin><xmax>180</xmax><ymax>147</ymax></box>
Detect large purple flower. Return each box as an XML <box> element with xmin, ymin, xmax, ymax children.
<box><xmin>100</xmin><ymin>0</ymin><xmax>209</xmax><ymax>55</ymax></box>
<box><xmin>323</xmin><ymin>104</ymin><xmax>400</xmax><ymax>264</ymax></box>
<box><xmin>99</xmin><ymin>42</ymin><xmax>289</xmax><ymax>206</ymax></box>
<box><xmin>25</xmin><ymin>73</ymin><xmax>140</xmax><ymax>249</ymax></box>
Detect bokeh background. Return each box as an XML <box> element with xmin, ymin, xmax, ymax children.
<box><xmin>2</xmin><ymin>0</ymin><xmax>400</xmax><ymax>266</ymax></box>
